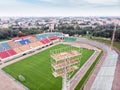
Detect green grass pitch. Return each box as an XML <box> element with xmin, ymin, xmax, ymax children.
<box><xmin>2</xmin><ymin>44</ymin><xmax>94</xmax><ymax>90</ymax></box>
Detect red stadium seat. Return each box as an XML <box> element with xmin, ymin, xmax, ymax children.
<box><xmin>41</xmin><ymin>39</ymin><xmax>50</xmax><ymax>44</ymax></box>
<box><xmin>0</xmin><ymin>49</ymin><xmax>17</xmax><ymax>59</ymax></box>
<box><xmin>40</xmin><ymin>40</ymin><xmax>46</xmax><ymax>44</ymax></box>
<box><xmin>45</xmin><ymin>39</ymin><xmax>50</xmax><ymax>43</ymax></box>
<box><xmin>49</xmin><ymin>36</ymin><xmax>58</xmax><ymax>40</ymax></box>
<box><xmin>0</xmin><ymin>51</ymin><xmax>10</xmax><ymax>59</ymax></box>
<box><xmin>7</xmin><ymin>49</ymin><xmax>17</xmax><ymax>56</ymax></box>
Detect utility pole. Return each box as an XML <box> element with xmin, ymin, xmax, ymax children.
<box><xmin>111</xmin><ymin>23</ymin><xmax>117</xmax><ymax>49</ymax></box>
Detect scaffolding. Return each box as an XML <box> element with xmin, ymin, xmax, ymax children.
<box><xmin>50</xmin><ymin>46</ymin><xmax>82</xmax><ymax>90</ymax></box>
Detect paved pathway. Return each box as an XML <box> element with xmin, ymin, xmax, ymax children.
<box><xmin>90</xmin><ymin>50</ymin><xmax>118</xmax><ymax>90</ymax></box>
<box><xmin>0</xmin><ymin>70</ymin><xmax>26</xmax><ymax>90</ymax></box>
<box><xmin>112</xmin><ymin>49</ymin><xmax>120</xmax><ymax>90</ymax></box>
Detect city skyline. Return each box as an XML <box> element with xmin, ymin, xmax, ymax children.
<box><xmin>0</xmin><ymin>0</ymin><xmax>120</xmax><ymax>17</ymax></box>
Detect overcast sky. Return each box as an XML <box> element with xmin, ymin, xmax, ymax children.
<box><xmin>0</xmin><ymin>0</ymin><xmax>120</xmax><ymax>17</ymax></box>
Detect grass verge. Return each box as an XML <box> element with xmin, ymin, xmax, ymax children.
<box><xmin>75</xmin><ymin>51</ymin><xmax>103</xmax><ymax>90</ymax></box>
<box><xmin>91</xmin><ymin>37</ymin><xmax>120</xmax><ymax>51</ymax></box>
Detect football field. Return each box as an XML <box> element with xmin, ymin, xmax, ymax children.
<box><xmin>3</xmin><ymin>44</ymin><xmax>94</xmax><ymax>90</ymax></box>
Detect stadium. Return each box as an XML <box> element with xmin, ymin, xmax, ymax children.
<box><xmin>0</xmin><ymin>32</ymin><xmax>117</xmax><ymax>90</ymax></box>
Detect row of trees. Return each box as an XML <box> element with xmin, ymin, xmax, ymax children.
<box><xmin>0</xmin><ymin>24</ymin><xmax>120</xmax><ymax>41</ymax></box>
<box><xmin>0</xmin><ymin>28</ymin><xmax>42</xmax><ymax>40</ymax></box>
<box><xmin>56</xmin><ymin>24</ymin><xmax>120</xmax><ymax>41</ymax></box>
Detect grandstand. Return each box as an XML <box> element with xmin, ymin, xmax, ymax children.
<box><xmin>0</xmin><ymin>32</ymin><xmax>62</xmax><ymax>62</ymax></box>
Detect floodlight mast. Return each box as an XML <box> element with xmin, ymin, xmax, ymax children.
<box><xmin>111</xmin><ymin>22</ymin><xmax>117</xmax><ymax>49</ymax></box>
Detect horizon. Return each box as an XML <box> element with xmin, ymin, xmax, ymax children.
<box><xmin>0</xmin><ymin>16</ymin><xmax>120</xmax><ymax>18</ymax></box>
<box><xmin>0</xmin><ymin>0</ymin><xmax>120</xmax><ymax>17</ymax></box>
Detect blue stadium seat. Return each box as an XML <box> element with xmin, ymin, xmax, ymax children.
<box><xmin>19</xmin><ymin>39</ymin><xmax>31</xmax><ymax>45</ymax></box>
<box><xmin>35</xmin><ymin>34</ymin><xmax>46</xmax><ymax>40</ymax></box>
<box><xmin>35</xmin><ymin>33</ymin><xmax>62</xmax><ymax>41</ymax></box>
<box><xmin>1</xmin><ymin>42</ymin><xmax>11</xmax><ymax>50</ymax></box>
<box><xmin>53</xmin><ymin>33</ymin><xmax>62</xmax><ymax>37</ymax></box>
<box><xmin>24</xmin><ymin>39</ymin><xmax>31</xmax><ymax>44</ymax></box>
<box><xmin>0</xmin><ymin>44</ymin><xmax>3</xmax><ymax>52</ymax></box>
<box><xmin>19</xmin><ymin>40</ymin><xmax>26</xmax><ymax>45</ymax></box>
<box><xmin>46</xmin><ymin>32</ymin><xmax>62</xmax><ymax>37</ymax></box>
<box><xmin>35</xmin><ymin>35</ymin><xmax>40</xmax><ymax>40</ymax></box>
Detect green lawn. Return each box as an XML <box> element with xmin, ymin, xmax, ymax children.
<box><xmin>3</xmin><ymin>44</ymin><xmax>94</xmax><ymax>90</ymax></box>
<box><xmin>91</xmin><ymin>37</ymin><xmax>120</xmax><ymax>51</ymax></box>
<box><xmin>75</xmin><ymin>51</ymin><xmax>103</xmax><ymax>90</ymax></box>
<box><xmin>81</xmin><ymin>35</ymin><xmax>120</xmax><ymax>51</ymax></box>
